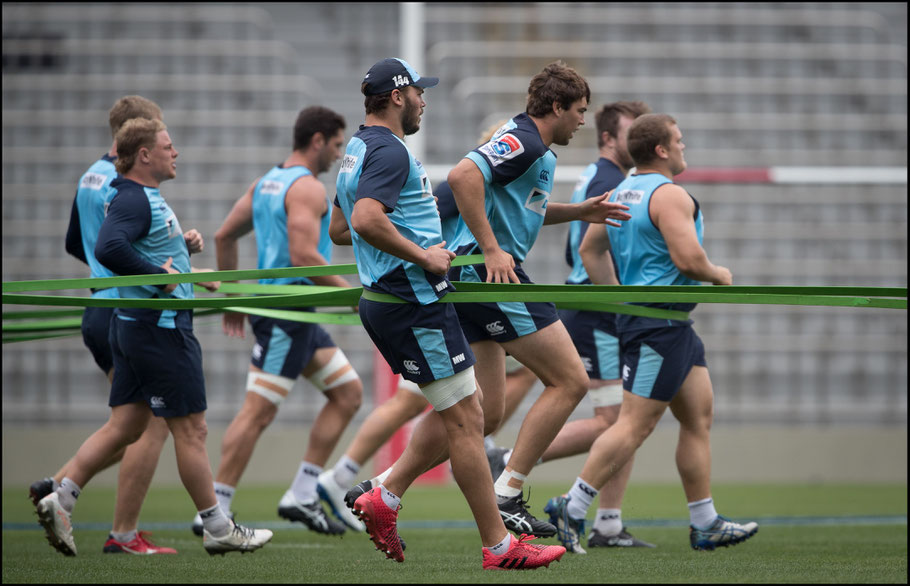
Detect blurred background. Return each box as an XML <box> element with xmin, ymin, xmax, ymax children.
<box><xmin>2</xmin><ymin>2</ymin><xmax>906</xmax><ymax>487</ymax></box>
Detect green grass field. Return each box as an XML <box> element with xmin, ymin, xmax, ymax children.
<box><xmin>3</xmin><ymin>483</ymin><xmax>906</xmax><ymax>583</ymax></box>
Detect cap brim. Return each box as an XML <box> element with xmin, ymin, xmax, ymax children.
<box><xmin>413</xmin><ymin>76</ymin><xmax>439</xmax><ymax>89</ymax></box>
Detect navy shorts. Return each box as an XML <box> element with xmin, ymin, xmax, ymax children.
<box><xmin>620</xmin><ymin>325</ymin><xmax>707</xmax><ymax>402</ymax></box>
<box><xmin>108</xmin><ymin>317</ymin><xmax>207</xmax><ymax>417</ymax></box>
<box><xmin>359</xmin><ymin>297</ymin><xmax>475</xmax><ymax>385</ymax></box>
<box><xmin>81</xmin><ymin>306</ymin><xmax>114</xmax><ymax>374</ymax></box>
<box><xmin>448</xmin><ymin>263</ymin><xmax>559</xmax><ymax>344</ymax></box>
<box><xmin>249</xmin><ymin>312</ymin><xmax>336</xmax><ymax>379</ymax></box>
<box><xmin>559</xmin><ymin>308</ymin><xmax>620</xmax><ymax>380</ymax></box>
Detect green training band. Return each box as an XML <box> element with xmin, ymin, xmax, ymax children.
<box><xmin>1</xmin><ymin>254</ymin><xmax>487</xmax><ymax>293</ymax></box>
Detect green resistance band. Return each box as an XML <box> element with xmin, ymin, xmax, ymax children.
<box><xmin>3</xmin><ymin>255</ymin><xmax>906</xmax><ymax>344</ymax></box>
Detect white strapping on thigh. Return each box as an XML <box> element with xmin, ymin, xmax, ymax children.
<box><xmin>421</xmin><ymin>366</ymin><xmax>476</xmax><ymax>411</ymax></box>
<box><xmin>308</xmin><ymin>348</ymin><xmax>360</xmax><ymax>392</ymax></box>
<box><xmin>589</xmin><ymin>382</ymin><xmax>624</xmax><ymax>407</ymax></box>
<box><xmin>247</xmin><ymin>371</ymin><xmax>295</xmax><ymax>405</ymax></box>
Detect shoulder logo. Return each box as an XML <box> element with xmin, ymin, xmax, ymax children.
<box><xmin>539</xmin><ymin>169</ymin><xmax>550</xmax><ymax>183</ymax></box>
<box><xmin>479</xmin><ymin>133</ymin><xmax>525</xmax><ymax>167</ymax></box>
<box><xmin>80</xmin><ymin>173</ymin><xmax>107</xmax><ymax>190</ymax></box>
<box><xmin>340</xmin><ymin>154</ymin><xmax>358</xmax><ymax>173</ymax></box>
<box><xmin>259</xmin><ymin>180</ymin><xmax>284</xmax><ymax>196</ymax></box>
<box><xmin>614</xmin><ymin>189</ymin><xmax>644</xmax><ymax>204</ymax></box>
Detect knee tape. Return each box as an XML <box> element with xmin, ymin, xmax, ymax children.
<box><xmin>589</xmin><ymin>382</ymin><xmax>624</xmax><ymax>408</ymax></box>
<box><xmin>397</xmin><ymin>375</ymin><xmax>423</xmax><ymax>396</ymax></box>
<box><xmin>421</xmin><ymin>366</ymin><xmax>476</xmax><ymax>411</ymax></box>
<box><xmin>307</xmin><ymin>348</ymin><xmax>360</xmax><ymax>392</ymax></box>
<box><xmin>247</xmin><ymin>371</ymin><xmax>295</xmax><ymax>405</ymax></box>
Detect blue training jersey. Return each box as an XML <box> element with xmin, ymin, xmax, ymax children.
<box><xmin>565</xmin><ymin>157</ymin><xmax>627</xmax><ymax>285</ymax></box>
<box><xmin>334</xmin><ymin>124</ymin><xmax>454</xmax><ymax>305</ymax></box>
<box><xmin>64</xmin><ymin>154</ymin><xmax>120</xmax><ymax>299</ymax></box>
<box><xmin>448</xmin><ymin>113</ymin><xmax>556</xmax><ymax>269</ymax></box>
<box><xmin>252</xmin><ymin>164</ymin><xmax>332</xmax><ymax>285</ymax></box>
<box><xmin>95</xmin><ymin>177</ymin><xmax>194</xmax><ymax>329</ymax></box>
<box><xmin>607</xmin><ymin>172</ymin><xmax>704</xmax><ymax>328</ymax></box>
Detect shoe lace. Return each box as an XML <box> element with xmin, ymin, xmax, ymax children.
<box><xmin>515</xmin><ymin>533</ymin><xmax>547</xmax><ymax>551</ymax></box>
<box><xmin>232</xmin><ymin>523</ymin><xmax>255</xmax><ymax>539</ymax></box>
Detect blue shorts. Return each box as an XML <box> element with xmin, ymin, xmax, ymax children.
<box><xmin>559</xmin><ymin>308</ymin><xmax>620</xmax><ymax>380</ymax></box>
<box><xmin>359</xmin><ymin>297</ymin><xmax>475</xmax><ymax>385</ymax></box>
<box><xmin>81</xmin><ymin>306</ymin><xmax>114</xmax><ymax>374</ymax></box>
<box><xmin>249</xmin><ymin>312</ymin><xmax>336</xmax><ymax>379</ymax></box>
<box><xmin>108</xmin><ymin>317</ymin><xmax>207</xmax><ymax>417</ymax></box>
<box><xmin>620</xmin><ymin>325</ymin><xmax>707</xmax><ymax>402</ymax></box>
<box><xmin>448</xmin><ymin>263</ymin><xmax>559</xmax><ymax>344</ymax></box>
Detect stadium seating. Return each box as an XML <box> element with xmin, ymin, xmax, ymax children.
<box><xmin>1</xmin><ymin>2</ymin><xmax>906</xmax><ymax>426</ymax></box>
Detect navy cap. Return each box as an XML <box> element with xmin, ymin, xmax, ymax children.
<box><xmin>361</xmin><ymin>58</ymin><xmax>439</xmax><ymax>96</ymax></box>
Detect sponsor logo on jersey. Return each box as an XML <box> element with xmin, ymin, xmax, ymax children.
<box><xmin>539</xmin><ymin>169</ymin><xmax>550</xmax><ymax>183</ymax></box>
<box><xmin>614</xmin><ymin>189</ymin><xmax>644</xmax><ymax>204</ymax></box>
<box><xmin>80</xmin><ymin>173</ymin><xmax>107</xmax><ymax>190</ymax></box>
<box><xmin>164</xmin><ymin>212</ymin><xmax>182</xmax><ymax>239</ymax></box>
<box><xmin>259</xmin><ymin>180</ymin><xmax>285</xmax><ymax>196</ymax></box>
<box><xmin>479</xmin><ymin>133</ymin><xmax>525</xmax><ymax>167</ymax></box>
<box><xmin>403</xmin><ymin>359</ymin><xmax>420</xmax><ymax>374</ymax></box>
<box><xmin>524</xmin><ymin>187</ymin><xmax>549</xmax><ymax>216</ymax></box>
<box><xmin>340</xmin><ymin>154</ymin><xmax>358</xmax><ymax>173</ymax></box>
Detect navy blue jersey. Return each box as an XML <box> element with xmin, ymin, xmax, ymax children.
<box><xmin>335</xmin><ymin>125</ymin><xmax>454</xmax><ymax>304</ymax></box>
<box><xmin>447</xmin><ymin>113</ymin><xmax>556</xmax><ymax>265</ymax></box>
<box><xmin>565</xmin><ymin>157</ymin><xmax>626</xmax><ymax>284</ymax></box>
<box><xmin>95</xmin><ymin>177</ymin><xmax>193</xmax><ymax>329</ymax></box>
<box><xmin>433</xmin><ymin>179</ymin><xmax>461</xmax><ymax>245</ymax></box>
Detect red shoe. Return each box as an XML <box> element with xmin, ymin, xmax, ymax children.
<box><xmin>103</xmin><ymin>531</ymin><xmax>177</xmax><ymax>554</ymax></box>
<box><xmin>352</xmin><ymin>488</ymin><xmax>404</xmax><ymax>562</ymax></box>
<box><xmin>482</xmin><ymin>533</ymin><xmax>566</xmax><ymax>570</ymax></box>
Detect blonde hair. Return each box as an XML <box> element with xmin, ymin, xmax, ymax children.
<box><xmin>114</xmin><ymin>118</ymin><xmax>167</xmax><ymax>174</ymax></box>
<box><xmin>478</xmin><ymin>119</ymin><xmax>509</xmax><ymax>144</ymax></box>
<box><xmin>108</xmin><ymin>95</ymin><xmax>162</xmax><ymax>138</ymax></box>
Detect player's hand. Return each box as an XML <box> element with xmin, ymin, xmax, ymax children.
<box><xmin>160</xmin><ymin>257</ymin><xmax>179</xmax><ymax>293</ymax></box>
<box><xmin>484</xmin><ymin>247</ymin><xmax>519</xmax><ymax>284</ymax></box>
<box><xmin>421</xmin><ymin>241</ymin><xmax>456</xmax><ymax>275</ymax></box>
<box><xmin>183</xmin><ymin>229</ymin><xmax>204</xmax><ymax>254</ymax></box>
<box><xmin>713</xmin><ymin>265</ymin><xmax>733</xmax><ymax>286</ymax></box>
<box><xmin>578</xmin><ymin>193</ymin><xmax>631</xmax><ymax>227</ymax></box>
<box><xmin>191</xmin><ymin>267</ymin><xmax>221</xmax><ymax>292</ymax></box>
<box><xmin>222</xmin><ymin>311</ymin><xmax>246</xmax><ymax>338</ymax></box>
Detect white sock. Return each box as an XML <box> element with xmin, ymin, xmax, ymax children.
<box><xmin>593</xmin><ymin>508</ymin><xmax>623</xmax><ymax>536</ymax></box>
<box><xmin>213</xmin><ymin>482</ymin><xmax>235</xmax><ymax>513</ymax></box>
<box><xmin>377</xmin><ymin>484</ymin><xmax>401</xmax><ymax>510</ymax></box>
<box><xmin>484</xmin><ymin>533</ymin><xmax>512</xmax><ymax>555</ymax></box>
<box><xmin>57</xmin><ymin>477</ymin><xmax>81</xmax><ymax>513</ymax></box>
<box><xmin>688</xmin><ymin>497</ymin><xmax>718</xmax><ymax>528</ymax></box>
<box><xmin>494</xmin><ymin>469</ymin><xmax>526</xmax><ymax>501</ymax></box>
<box><xmin>110</xmin><ymin>530</ymin><xmax>137</xmax><ymax>543</ymax></box>
<box><xmin>566</xmin><ymin>477</ymin><xmax>598</xmax><ymax>520</ymax></box>
<box><xmin>332</xmin><ymin>455</ymin><xmax>360</xmax><ymax>489</ymax></box>
<box><xmin>199</xmin><ymin>503</ymin><xmax>232</xmax><ymax>537</ymax></box>
<box><xmin>376</xmin><ymin>466</ymin><xmax>393</xmax><ymax>484</ymax></box>
<box><xmin>291</xmin><ymin>461</ymin><xmax>322</xmax><ymax>503</ymax></box>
